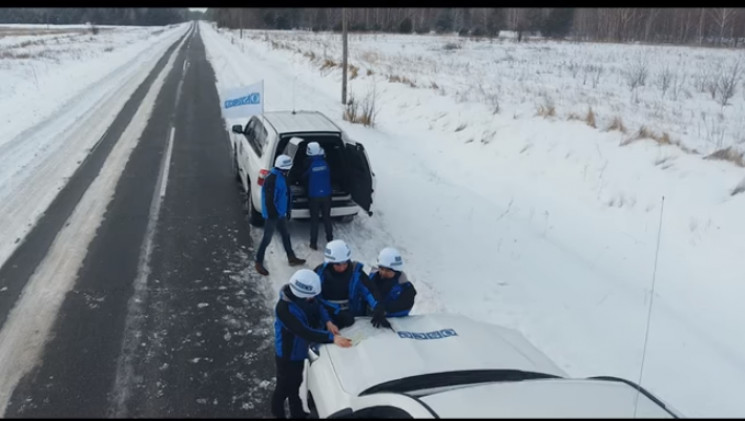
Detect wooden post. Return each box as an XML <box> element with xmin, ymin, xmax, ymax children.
<box><xmin>342</xmin><ymin>8</ymin><xmax>348</xmax><ymax>105</ymax></box>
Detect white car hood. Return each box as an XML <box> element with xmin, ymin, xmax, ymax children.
<box><xmin>324</xmin><ymin>313</ymin><xmax>567</xmax><ymax>397</ymax></box>
<box><xmin>419</xmin><ymin>378</ymin><xmax>677</xmax><ymax>418</ymax></box>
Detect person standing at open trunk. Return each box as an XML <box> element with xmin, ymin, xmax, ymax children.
<box><xmin>302</xmin><ymin>141</ymin><xmax>334</xmax><ymax>250</ymax></box>
<box><xmin>255</xmin><ymin>154</ymin><xmax>306</xmax><ymax>276</ymax></box>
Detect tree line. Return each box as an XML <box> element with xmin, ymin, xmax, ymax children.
<box><xmin>208</xmin><ymin>8</ymin><xmax>745</xmax><ymax>47</ymax></box>
<box><xmin>0</xmin><ymin>8</ymin><xmax>201</xmax><ymax>26</ymax></box>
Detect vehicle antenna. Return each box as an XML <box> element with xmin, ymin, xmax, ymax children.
<box><xmin>633</xmin><ymin>196</ymin><xmax>665</xmax><ymax>417</ymax></box>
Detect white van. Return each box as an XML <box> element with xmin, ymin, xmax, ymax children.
<box><xmin>229</xmin><ymin>111</ymin><xmax>375</xmax><ymax>226</ymax></box>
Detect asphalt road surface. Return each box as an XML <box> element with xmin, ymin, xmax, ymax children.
<box><xmin>2</xmin><ymin>23</ymin><xmax>276</xmax><ymax>417</ymax></box>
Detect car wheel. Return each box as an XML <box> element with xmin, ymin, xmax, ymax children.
<box><xmin>246</xmin><ymin>181</ymin><xmax>264</xmax><ymax>227</ymax></box>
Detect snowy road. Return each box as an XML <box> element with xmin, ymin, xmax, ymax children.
<box><xmin>0</xmin><ymin>24</ymin><xmax>274</xmax><ymax>417</ymax></box>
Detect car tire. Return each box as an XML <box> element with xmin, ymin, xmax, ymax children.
<box><xmin>246</xmin><ymin>181</ymin><xmax>264</xmax><ymax>227</ymax></box>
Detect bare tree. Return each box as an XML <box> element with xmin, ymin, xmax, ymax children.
<box><xmin>697</xmin><ymin>8</ymin><xmax>708</xmax><ymax>45</ymax></box>
<box><xmin>717</xmin><ymin>60</ymin><xmax>741</xmax><ymax>106</ymax></box>
<box><xmin>204</xmin><ymin>7</ymin><xmax>745</xmax><ymax>50</ymax></box>
<box><xmin>615</xmin><ymin>8</ymin><xmax>638</xmax><ymax>42</ymax></box>
<box><xmin>710</xmin><ymin>8</ymin><xmax>736</xmax><ymax>46</ymax></box>
<box><xmin>643</xmin><ymin>8</ymin><xmax>661</xmax><ymax>42</ymax></box>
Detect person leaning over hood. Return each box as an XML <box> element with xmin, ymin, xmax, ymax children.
<box><xmin>314</xmin><ymin>239</ymin><xmax>380</xmax><ymax>329</ymax></box>
<box><xmin>366</xmin><ymin>247</ymin><xmax>417</xmax><ymax>322</ymax></box>
<box><xmin>272</xmin><ymin>269</ymin><xmax>351</xmax><ymax>419</ymax></box>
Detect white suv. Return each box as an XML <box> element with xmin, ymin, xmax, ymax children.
<box><xmin>229</xmin><ymin>111</ymin><xmax>375</xmax><ymax>226</ymax></box>
<box><xmin>303</xmin><ymin>313</ymin><xmax>681</xmax><ymax>418</ymax></box>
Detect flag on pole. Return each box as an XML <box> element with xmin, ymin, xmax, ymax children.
<box><xmin>221</xmin><ymin>80</ymin><xmax>264</xmax><ymax>119</ymax></box>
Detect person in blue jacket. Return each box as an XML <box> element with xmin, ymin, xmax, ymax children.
<box><xmin>314</xmin><ymin>239</ymin><xmax>384</xmax><ymax>329</ymax></box>
<box><xmin>366</xmin><ymin>247</ymin><xmax>417</xmax><ymax>318</ymax></box>
<box><xmin>272</xmin><ymin>269</ymin><xmax>351</xmax><ymax>419</ymax></box>
<box><xmin>255</xmin><ymin>154</ymin><xmax>305</xmax><ymax>276</ymax></box>
<box><xmin>302</xmin><ymin>141</ymin><xmax>334</xmax><ymax>250</ymax></box>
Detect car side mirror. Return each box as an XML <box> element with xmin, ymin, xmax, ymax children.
<box><xmin>231</xmin><ymin>124</ymin><xmax>243</xmax><ymax>134</ymax></box>
<box><xmin>309</xmin><ymin>344</ymin><xmax>320</xmax><ymax>362</ymax></box>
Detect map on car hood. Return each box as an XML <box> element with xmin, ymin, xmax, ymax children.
<box><xmin>340</xmin><ymin>318</ymin><xmax>388</xmax><ymax>346</ymax></box>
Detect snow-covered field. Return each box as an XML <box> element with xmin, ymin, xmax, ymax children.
<box><xmin>243</xmin><ymin>29</ymin><xmax>745</xmax><ymax>160</ymax></box>
<box><xmin>200</xmin><ymin>22</ymin><xmax>745</xmax><ymax>417</ymax></box>
<box><xmin>0</xmin><ymin>19</ymin><xmax>743</xmax><ymax>417</ymax></box>
<box><xmin>0</xmin><ymin>23</ymin><xmax>188</xmax><ymax>270</ymax></box>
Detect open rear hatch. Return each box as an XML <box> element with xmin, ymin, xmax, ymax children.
<box><xmin>282</xmin><ymin>135</ymin><xmax>373</xmax><ymax>214</ymax></box>
<box><xmin>343</xmin><ymin>141</ymin><xmax>373</xmax><ymax>215</ymax></box>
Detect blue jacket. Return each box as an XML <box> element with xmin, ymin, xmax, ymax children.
<box><xmin>274</xmin><ymin>285</ymin><xmax>333</xmax><ymax>361</ymax></box>
<box><xmin>304</xmin><ymin>155</ymin><xmax>332</xmax><ymax>198</ymax></box>
<box><xmin>315</xmin><ymin>262</ymin><xmax>377</xmax><ymax>317</ymax></box>
<box><xmin>261</xmin><ymin>168</ymin><xmax>292</xmax><ymax>219</ymax></box>
<box><xmin>367</xmin><ymin>270</ymin><xmax>416</xmax><ymax>317</ymax></box>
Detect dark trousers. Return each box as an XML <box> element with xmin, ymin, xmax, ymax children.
<box><xmin>271</xmin><ymin>356</ymin><xmax>306</xmax><ymax>419</ymax></box>
<box><xmin>256</xmin><ymin>218</ymin><xmax>294</xmax><ymax>264</ymax></box>
<box><xmin>308</xmin><ymin>196</ymin><xmax>333</xmax><ymax>246</ymax></box>
<box><xmin>332</xmin><ymin>310</ymin><xmax>355</xmax><ymax>329</ymax></box>
<box><xmin>321</xmin><ymin>304</ymin><xmax>355</xmax><ymax>329</ymax></box>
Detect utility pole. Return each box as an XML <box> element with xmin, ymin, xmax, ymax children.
<box><xmin>342</xmin><ymin>8</ymin><xmax>348</xmax><ymax>105</ymax></box>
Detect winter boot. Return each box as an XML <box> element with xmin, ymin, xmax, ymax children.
<box><xmin>288</xmin><ymin>255</ymin><xmax>306</xmax><ymax>266</ymax></box>
<box><xmin>255</xmin><ymin>262</ymin><xmax>269</xmax><ymax>276</ymax></box>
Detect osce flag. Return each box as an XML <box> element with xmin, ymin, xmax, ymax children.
<box><xmin>222</xmin><ymin>80</ymin><xmax>263</xmax><ymax>119</ymax></box>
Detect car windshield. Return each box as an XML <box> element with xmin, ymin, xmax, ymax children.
<box><xmin>360</xmin><ymin>369</ymin><xmax>561</xmax><ymax>396</ymax></box>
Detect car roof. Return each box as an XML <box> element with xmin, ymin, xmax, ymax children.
<box><xmin>262</xmin><ymin>110</ymin><xmax>341</xmax><ymax>135</ymax></box>
<box><xmin>325</xmin><ymin>313</ymin><xmax>568</xmax><ymax>397</ymax></box>
<box><xmin>418</xmin><ymin>378</ymin><xmax>677</xmax><ymax>418</ymax></box>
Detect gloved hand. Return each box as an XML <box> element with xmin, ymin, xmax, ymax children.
<box><xmin>286</xmin><ymin>211</ymin><xmax>292</xmax><ymax>220</ymax></box>
<box><xmin>371</xmin><ymin>305</ymin><xmax>391</xmax><ymax>329</ymax></box>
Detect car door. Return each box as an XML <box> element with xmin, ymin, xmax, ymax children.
<box><xmin>344</xmin><ymin>141</ymin><xmax>374</xmax><ymax>215</ymax></box>
<box><xmin>237</xmin><ymin>118</ymin><xmax>258</xmax><ymax>187</ymax></box>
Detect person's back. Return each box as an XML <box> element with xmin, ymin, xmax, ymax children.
<box><xmin>261</xmin><ymin>167</ymin><xmax>289</xmax><ymax>220</ymax></box>
<box><xmin>255</xmin><ymin>155</ymin><xmax>305</xmax><ymax>276</ymax></box>
<box><xmin>304</xmin><ymin>142</ymin><xmax>334</xmax><ymax>250</ymax></box>
<box><xmin>307</xmin><ymin>154</ymin><xmax>331</xmax><ymax>198</ymax></box>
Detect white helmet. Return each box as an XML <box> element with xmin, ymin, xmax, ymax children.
<box><xmin>289</xmin><ymin>269</ymin><xmax>321</xmax><ymax>298</ymax></box>
<box><xmin>275</xmin><ymin>154</ymin><xmax>293</xmax><ymax>170</ymax></box>
<box><xmin>378</xmin><ymin>247</ymin><xmax>404</xmax><ymax>271</ymax></box>
<box><xmin>306</xmin><ymin>141</ymin><xmax>324</xmax><ymax>156</ymax></box>
<box><xmin>324</xmin><ymin>239</ymin><xmax>351</xmax><ymax>263</ymax></box>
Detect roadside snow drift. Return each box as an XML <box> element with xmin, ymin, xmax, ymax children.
<box><xmin>0</xmin><ymin>23</ymin><xmax>186</xmax><ymax>272</ymax></box>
